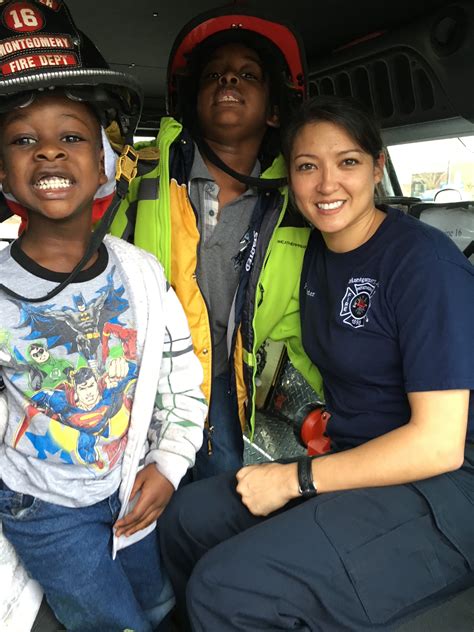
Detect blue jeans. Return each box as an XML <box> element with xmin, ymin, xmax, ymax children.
<box><xmin>188</xmin><ymin>371</ymin><xmax>244</xmax><ymax>481</ymax></box>
<box><xmin>0</xmin><ymin>482</ymin><xmax>174</xmax><ymax>631</ymax></box>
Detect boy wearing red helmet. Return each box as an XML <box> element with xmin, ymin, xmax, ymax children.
<box><xmin>111</xmin><ymin>8</ymin><xmax>323</xmax><ymax>479</ymax></box>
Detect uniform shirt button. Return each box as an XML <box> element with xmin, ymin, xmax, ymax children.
<box><xmin>202</xmin><ymin>348</ymin><xmax>209</xmax><ymax>355</ymax></box>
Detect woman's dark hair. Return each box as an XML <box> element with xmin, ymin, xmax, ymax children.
<box><xmin>176</xmin><ymin>29</ymin><xmax>303</xmax><ymax>168</ymax></box>
<box><xmin>283</xmin><ymin>95</ymin><xmax>384</xmax><ymax>164</ymax></box>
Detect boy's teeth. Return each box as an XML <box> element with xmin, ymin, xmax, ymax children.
<box><xmin>34</xmin><ymin>176</ymin><xmax>72</xmax><ymax>190</ymax></box>
<box><xmin>317</xmin><ymin>201</ymin><xmax>344</xmax><ymax>210</ymax></box>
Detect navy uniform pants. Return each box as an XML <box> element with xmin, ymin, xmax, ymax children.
<box><xmin>159</xmin><ymin>450</ymin><xmax>474</xmax><ymax>631</ymax></box>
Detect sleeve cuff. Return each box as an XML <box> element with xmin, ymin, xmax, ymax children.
<box><xmin>145</xmin><ymin>450</ymin><xmax>191</xmax><ymax>490</ymax></box>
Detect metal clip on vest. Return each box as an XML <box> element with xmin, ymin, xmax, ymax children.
<box><xmin>115</xmin><ymin>145</ymin><xmax>139</xmax><ymax>193</ymax></box>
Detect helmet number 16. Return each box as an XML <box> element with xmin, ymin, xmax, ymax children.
<box><xmin>4</xmin><ymin>3</ymin><xmax>44</xmax><ymax>32</ymax></box>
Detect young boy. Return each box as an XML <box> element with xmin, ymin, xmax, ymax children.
<box><xmin>0</xmin><ymin>2</ymin><xmax>206</xmax><ymax>630</ymax></box>
<box><xmin>111</xmin><ymin>7</ymin><xmax>324</xmax><ymax>479</ymax></box>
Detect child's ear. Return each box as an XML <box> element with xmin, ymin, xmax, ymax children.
<box><xmin>98</xmin><ymin>149</ymin><xmax>107</xmax><ymax>186</ymax></box>
<box><xmin>0</xmin><ymin>158</ymin><xmax>10</xmax><ymax>193</ymax></box>
<box><xmin>266</xmin><ymin>105</ymin><xmax>280</xmax><ymax>129</ymax></box>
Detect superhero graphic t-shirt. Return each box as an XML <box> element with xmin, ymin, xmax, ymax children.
<box><xmin>0</xmin><ymin>240</ymin><xmax>138</xmax><ymax>506</ymax></box>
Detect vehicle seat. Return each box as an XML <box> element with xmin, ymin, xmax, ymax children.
<box><xmin>395</xmin><ymin>582</ymin><xmax>474</xmax><ymax>631</ymax></box>
<box><xmin>408</xmin><ymin>200</ymin><xmax>474</xmax><ymax>262</ymax></box>
<box><xmin>401</xmin><ymin>199</ymin><xmax>474</xmax><ymax>627</ymax></box>
<box><xmin>378</xmin><ymin>196</ymin><xmax>421</xmax><ymax>214</ymax></box>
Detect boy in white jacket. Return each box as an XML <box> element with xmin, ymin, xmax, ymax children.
<box><xmin>0</xmin><ymin>2</ymin><xmax>207</xmax><ymax>630</ymax></box>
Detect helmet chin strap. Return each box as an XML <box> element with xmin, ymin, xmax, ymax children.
<box><xmin>195</xmin><ymin>136</ymin><xmax>287</xmax><ymax>190</ymax></box>
<box><xmin>0</xmin><ymin>144</ymin><xmax>138</xmax><ymax>304</ymax></box>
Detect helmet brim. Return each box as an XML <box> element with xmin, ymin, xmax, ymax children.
<box><xmin>0</xmin><ymin>68</ymin><xmax>142</xmax><ymax>136</ymax></box>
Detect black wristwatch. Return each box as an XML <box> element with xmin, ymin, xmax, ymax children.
<box><xmin>297</xmin><ymin>455</ymin><xmax>318</xmax><ymax>498</ymax></box>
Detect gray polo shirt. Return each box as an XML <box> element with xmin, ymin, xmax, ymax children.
<box><xmin>189</xmin><ymin>146</ymin><xmax>260</xmax><ymax>377</ymax></box>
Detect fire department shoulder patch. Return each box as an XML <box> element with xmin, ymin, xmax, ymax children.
<box><xmin>340</xmin><ymin>277</ymin><xmax>377</xmax><ymax>329</ymax></box>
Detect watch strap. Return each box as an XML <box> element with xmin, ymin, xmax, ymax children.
<box><xmin>297</xmin><ymin>455</ymin><xmax>317</xmax><ymax>498</ymax></box>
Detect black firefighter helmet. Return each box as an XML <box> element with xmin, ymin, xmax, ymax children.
<box><xmin>0</xmin><ymin>0</ymin><xmax>142</xmax><ymax>138</ymax></box>
<box><xmin>0</xmin><ymin>0</ymin><xmax>142</xmax><ymax>303</ymax></box>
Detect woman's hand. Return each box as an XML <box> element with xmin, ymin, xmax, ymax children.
<box><xmin>236</xmin><ymin>462</ymin><xmax>300</xmax><ymax>516</ymax></box>
<box><xmin>114</xmin><ymin>464</ymin><xmax>174</xmax><ymax>537</ymax></box>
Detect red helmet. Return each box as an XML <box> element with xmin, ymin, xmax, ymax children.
<box><xmin>167</xmin><ymin>6</ymin><xmax>307</xmax><ymax>117</ymax></box>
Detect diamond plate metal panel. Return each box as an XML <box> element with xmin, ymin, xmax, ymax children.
<box><xmin>244</xmin><ymin>411</ymin><xmax>305</xmax><ymax>464</ymax></box>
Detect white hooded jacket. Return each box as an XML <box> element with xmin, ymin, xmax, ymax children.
<box><xmin>0</xmin><ymin>235</ymin><xmax>207</xmax><ymax>629</ymax></box>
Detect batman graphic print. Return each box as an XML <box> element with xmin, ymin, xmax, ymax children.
<box><xmin>0</xmin><ymin>242</ymin><xmax>138</xmax><ymax>503</ymax></box>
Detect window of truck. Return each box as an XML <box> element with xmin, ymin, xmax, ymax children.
<box><xmin>388</xmin><ymin>135</ymin><xmax>474</xmax><ymax>202</ymax></box>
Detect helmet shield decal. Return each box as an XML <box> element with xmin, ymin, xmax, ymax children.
<box><xmin>0</xmin><ymin>1</ymin><xmax>83</xmax><ymax>80</ymax></box>
<box><xmin>0</xmin><ymin>0</ymin><xmax>142</xmax><ymax>137</ymax></box>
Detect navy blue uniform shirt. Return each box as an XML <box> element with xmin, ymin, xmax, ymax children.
<box><xmin>300</xmin><ymin>206</ymin><xmax>474</xmax><ymax>449</ymax></box>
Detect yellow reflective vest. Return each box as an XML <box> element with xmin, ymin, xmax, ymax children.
<box><xmin>110</xmin><ymin>117</ymin><xmax>323</xmax><ymax>434</ymax></box>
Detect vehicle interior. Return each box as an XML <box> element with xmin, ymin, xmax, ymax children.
<box><xmin>1</xmin><ymin>0</ymin><xmax>473</xmax><ymax>629</ymax></box>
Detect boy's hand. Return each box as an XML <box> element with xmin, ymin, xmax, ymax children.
<box><xmin>114</xmin><ymin>464</ymin><xmax>174</xmax><ymax>537</ymax></box>
<box><xmin>236</xmin><ymin>462</ymin><xmax>299</xmax><ymax>516</ymax></box>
